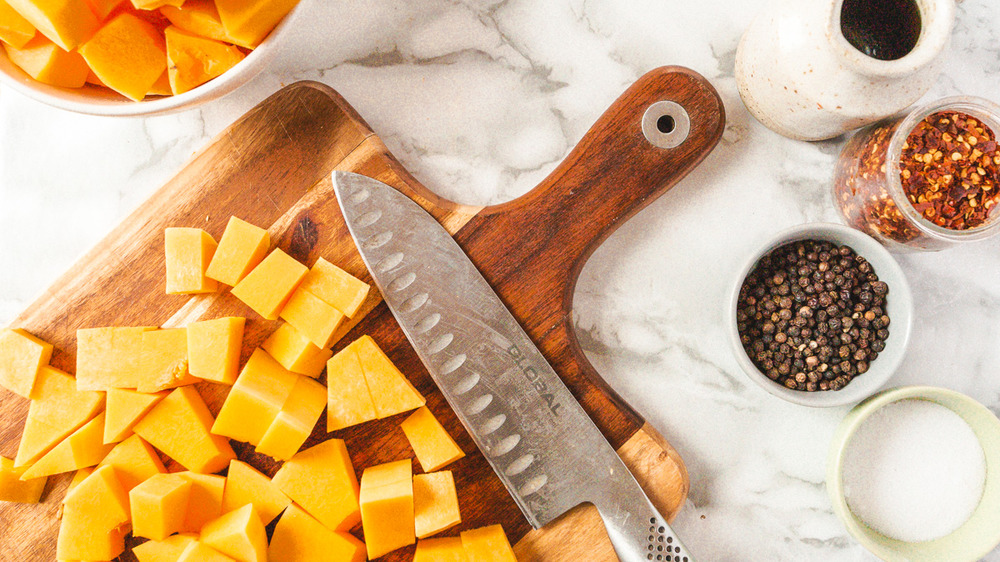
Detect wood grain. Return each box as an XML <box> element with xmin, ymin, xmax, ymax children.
<box><xmin>0</xmin><ymin>68</ymin><xmax>723</xmax><ymax>561</ymax></box>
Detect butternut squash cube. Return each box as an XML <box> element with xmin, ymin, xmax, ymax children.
<box><xmin>222</xmin><ymin>459</ymin><xmax>290</xmax><ymax>525</ymax></box>
<box><xmin>0</xmin><ymin>455</ymin><xmax>46</xmax><ymax>503</ymax></box>
<box><xmin>160</xmin><ymin>0</ymin><xmax>229</xmax><ymax>42</ymax></box>
<box><xmin>326</xmin><ymin>343</ymin><xmax>377</xmax><ymax>432</ymax></box>
<box><xmin>255</xmin><ymin>374</ymin><xmax>326</xmax><ymax>460</ymax></box>
<box><xmin>133</xmin><ymin>386</ymin><xmax>235</xmax><ymax>473</ymax></box>
<box><xmin>103</xmin><ymin>388</ymin><xmax>166</xmax><ymax>444</ymax></box>
<box><xmin>187</xmin><ymin>316</ymin><xmax>245</xmax><ymax>385</ymax></box>
<box><xmin>15</xmin><ymin>366</ymin><xmax>104</xmax><ymax>467</ymax></box>
<box><xmin>178</xmin><ymin>541</ymin><xmax>236</xmax><ymax>562</ymax></box>
<box><xmin>298</xmin><ymin>258</ymin><xmax>370</xmax><ymax>318</ymax></box>
<box><xmin>269</xmin><ymin>503</ymin><xmax>366</xmax><ymax>562</ymax></box>
<box><xmin>279</xmin><ymin>287</ymin><xmax>344</xmax><ymax>349</ymax></box>
<box><xmin>215</xmin><ymin>0</ymin><xmax>298</xmax><ymax>48</ymax></box>
<box><xmin>359</xmin><ymin>459</ymin><xmax>415</xmax><ymax>559</ymax></box>
<box><xmin>0</xmin><ymin>327</ymin><xmax>52</xmax><ymax>399</ymax></box>
<box><xmin>133</xmin><ymin>533</ymin><xmax>198</xmax><ymax>562</ymax></box>
<box><xmin>271</xmin><ymin>438</ymin><xmax>360</xmax><ymax>532</ymax></box>
<box><xmin>400</xmin><ymin>406</ymin><xmax>465</xmax><ymax>472</ymax></box>
<box><xmin>201</xmin><ymin>503</ymin><xmax>268</xmax><ymax>562</ymax></box>
<box><xmin>231</xmin><ymin>248</ymin><xmax>308</xmax><ymax>320</ymax></box>
<box><xmin>76</xmin><ymin>325</ymin><xmax>157</xmax><ymax>391</ymax></box>
<box><xmin>138</xmin><ymin>327</ymin><xmax>197</xmax><ymax>393</ymax></box>
<box><xmin>460</xmin><ymin>525</ymin><xmax>516</xmax><ymax>562</ymax></box>
<box><xmin>211</xmin><ymin>348</ymin><xmax>299</xmax><ymax>445</ymax></box>
<box><xmin>164</xmin><ymin>25</ymin><xmax>244</xmax><ymax>95</ymax></box>
<box><xmin>20</xmin><ymin>411</ymin><xmax>113</xmax><ymax>480</ymax></box>
<box><xmin>96</xmin><ymin>433</ymin><xmax>166</xmax><ymax>492</ymax></box>
<box><xmin>262</xmin><ymin>322</ymin><xmax>331</xmax><ymax>378</ymax></box>
<box><xmin>131</xmin><ymin>0</ymin><xmax>181</xmax><ymax>9</ymax></box>
<box><xmin>0</xmin><ymin>0</ymin><xmax>35</xmax><ymax>48</ymax></box>
<box><xmin>413</xmin><ymin>471</ymin><xmax>461</xmax><ymax>538</ymax></box>
<box><xmin>57</xmin><ymin>464</ymin><xmax>130</xmax><ymax>561</ymax></box>
<box><xmin>205</xmin><ymin>217</ymin><xmax>270</xmax><ymax>286</ymax></box>
<box><xmin>5</xmin><ymin>0</ymin><xmax>97</xmax><ymax>50</ymax></box>
<box><xmin>130</xmin><ymin>472</ymin><xmax>192</xmax><ymax>541</ymax></box>
<box><xmin>3</xmin><ymin>33</ymin><xmax>88</xmax><ymax>87</ymax></box>
<box><xmin>414</xmin><ymin>537</ymin><xmax>467</xmax><ymax>562</ymax></box>
<box><xmin>84</xmin><ymin>0</ymin><xmax>126</xmax><ymax>20</ymax></box>
<box><xmin>355</xmin><ymin>335</ymin><xmax>425</xmax><ymax>419</ymax></box>
<box><xmin>162</xmin><ymin>227</ymin><xmax>218</xmax><ymax>294</ymax></box>
<box><xmin>79</xmin><ymin>12</ymin><xmax>166</xmax><ymax>101</ymax></box>
<box><xmin>148</xmin><ymin>68</ymin><xmax>170</xmax><ymax>95</ymax></box>
<box><xmin>176</xmin><ymin>471</ymin><xmax>226</xmax><ymax>532</ymax></box>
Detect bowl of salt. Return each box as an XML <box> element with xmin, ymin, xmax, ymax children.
<box><xmin>827</xmin><ymin>386</ymin><xmax>1000</xmax><ymax>561</ymax></box>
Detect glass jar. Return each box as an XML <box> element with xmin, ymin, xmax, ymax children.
<box><xmin>833</xmin><ymin>96</ymin><xmax>1000</xmax><ymax>251</ymax></box>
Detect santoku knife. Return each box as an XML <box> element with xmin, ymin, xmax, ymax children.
<box><xmin>334</xmin><ymin>171</ymin><xmax>694</xmax><ymax>562</ymax></box>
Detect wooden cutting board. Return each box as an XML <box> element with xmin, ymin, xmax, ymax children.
<box><xmin>0</xmin><ymin>66</ymin><xmax>724</xmax><ymax>561</ymax></box>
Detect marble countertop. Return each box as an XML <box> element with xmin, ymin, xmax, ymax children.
<box><xmin>2</xmin><ymin>1</ymin><xmax>999</xmax><ymax>560</ymax></box>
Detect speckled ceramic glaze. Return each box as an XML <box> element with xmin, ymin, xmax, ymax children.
<box><xmin>735</xmin><ymin>0</ymin><xmax>956</xmax><ymax>141</ymax></box>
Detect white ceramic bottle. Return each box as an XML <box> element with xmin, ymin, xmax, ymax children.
<box><xmin>735</xmin><ymin>0</ymin><xmax>956</xmax><ymax>141</ymax></box>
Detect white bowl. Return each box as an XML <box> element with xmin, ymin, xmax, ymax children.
<box><xmin>0</xmin><ymin>4</ymin><xmax>303</xmax><ymax>117</ymax></box>
<box><xmin>727</xmin><ymin>223</ymin><xmax>914</xmax><ymax>407</ymax></box>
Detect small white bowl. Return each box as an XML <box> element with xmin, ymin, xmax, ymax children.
<box><xmin>0</xmin><ymin>4</ymin><xmax>303</xmax><ymax>117</ymax></box>
<box><xmin>727</xmin><ymin>223</ymin><xmax>914</xmax><ymax>407</ymax></box>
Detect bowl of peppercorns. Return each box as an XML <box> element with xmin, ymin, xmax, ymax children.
<box><xmin>729</xmin><ymin>223</ymin><xmax>913</xmax><ymax>407</ymax></box>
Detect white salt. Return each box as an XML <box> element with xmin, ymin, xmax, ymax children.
<box><xmin>842</xmin><ymin>399</ymin><xmax>986</xmax><ymax>542</ymax></box>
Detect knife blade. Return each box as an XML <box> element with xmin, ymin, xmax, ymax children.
<box><xmin>334</xmin><ymin>171</ymin><xmax>694</xmax><ymax>562</ymax></box>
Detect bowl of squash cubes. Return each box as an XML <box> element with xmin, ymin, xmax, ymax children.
<box><xmin>0</xmin><ymin>0</ymin><xmax>302</xmax><ymax>116</ymax></box>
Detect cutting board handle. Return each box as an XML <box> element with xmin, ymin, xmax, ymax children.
<box><xmin>455</xmin><ymin>66</ymin><xmax>725</xmax><ymax>443</ymax></box>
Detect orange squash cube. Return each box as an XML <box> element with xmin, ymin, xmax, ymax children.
<box><xmin>200</xmin><ymin>503</ymin><xmax>268</xmax><ymax>562</ymax></box>
<box><xmin>215</xmin><ymin>0</ymin><xmax>298</xmax><ymax>48</ymax></box>
<box><xmin>130</xmin><ymin>472</ymin><xmax>192</xmax><ymax>541</ymax></box>
<box><xmin>79</xmin><ymin>12</ymin><xmax>166</xmax><ymax>101</ymax></box>
<box><xmin>0</xmin><ymin>0</ymin><xmax>35</xmax><ymax>48</ymax></box>
<box><xmin>221</xmin><ymin>459</ymin><xmax>290</xmax><ymax>525</ymax></box>
<box><xmin>0</xmin><ymin>327</ymin><xmax>52</xmax><ymax>399</ymax></box>
<box><xmin>326</xmin><ymin>343</ymin><xmax>377</xmax><ymax>432</ymax></box>
<box><xmin>162</xmin><ymin>227</ymin><xmax>218</xmax><ymax>294</ymax></box>
<box><xmin>2</xmin><ymin>33</ymin><xmax>88</xmax><ymax>87</ymax></box>
<box><xmin>298</xmin><ymin>258</ymin><xmax>370</xmax><ymax>318</ymax></box>
<box><xmin>103</xmin><ymin>387</ymin><xmax>167</xmax><ymax>444</ymax></box>
<box><xmin>76</xmin><ymin>325</ymin><xmax>156</xmax><ymax>390</ymax></box>
<box><xmin>262</xmin><ymin>322</ymin><xmax>331</xmax><ymax>378</ymax></box>
<box><xmin>132</xmin><ymin>533</ymin><xmax>198</xmax><ymax>562</ymax></box>
<box><xmin>414</xmin><ymin>537</ymin><xmax>467</xmax><ymax>562</ymax></box>
<box><xmin>255</xmin><ymin>374</ymin><xmax>326</xmax><ymax>461</ymax></box>
<box><xmin>58</xmin><ymin>464</ymin><xmax>131</xmax><ymax>560</ymax></box>
<box><xmin>231</xmin><ymin>248</ymin><xmax>308</xmax><ymax>320</ymax></box>
<box><xmin>187</xmin><ymin>316</ymin><xmax>245</xmax><ymax>385</ymax></box>
<box><xmin>272</xmin><ymin>439</ymin><xmax>360</xmax><ymax>532</ymax></box>
<box><xmin>165</xmin><ymin>25</ymin><xmax>244</xmax><ymax>94</ymax></box>
<box><xmin>5</xmin><ymin>0</ymin><xmax>98</xmax><ymax>50</ymax></box>
<box><xmin>176</xmin><ymin>471</ymin><xmax>226</xmax><ymax>532</ymax></box>
<box><xmin>160</xmin><ymin>0</ymin><xmax>229</xmax><ymax>42</ymax></box>
<box><xmin>355</xmin><ymin>335</ymin><xmax>425</xmax><ymax>418</ymax></box>
<box><xmin>279</xmin><ymin>286</ymin><xmax>344</xmax><ymax>349</ymax></box>
<box><xmin>211</xmin><ymin>348</ymin><xmax>299</xmax><ymax>446</ymax></box>
<box><xmin>148</xmin><ymin>68</ymin><xmax>170</xmax><ymax>95</ymax></box>
<box><xmin>96</xmin><ymin>433</ymin><xmax>166</xmax><ymax>492</ymax></box>
<box><xmin>413</xmin><ymin>471</ymin><xmax>461</xmax><ymax>538</ymax></box>
<box><xmin>138</xmin><ymin>327</ymin><xmax>198</xmax><ymax>393</ymax></box>
<box><xmin>269</xmin><ymin>503</ymin><xmax>366</xmax><ymax>562</ymax></box>
<box><xmin>400</xmin><ymin>406</ymin><xmax>465</xmax><ymax>472</ymax></box>
<box><xmin>15</xmin><ymin>366</ymin><xmax>104</xmax><ymax>467</ymax></box>
<box><xmin>177</xmin><ymin>541</ymin><xmax>237</xmax><ymax>562</ymax></box>
<box><xmin>461</xmin><ymin>525</ymin><xmax>517</xmax><ymax>562</ymax></box>
<box><xmin>133</xmin><ymin>386</ymin><xmax>235</xmax><ymax>473</ymax></box>
<box><xmin>359</xmin><ymin>459</ymin><xmax>415</xmax><ymax>559</ymax></box>
<box><xmin>0</xmin><ymin>455</ymin><xmax>46</xmax><ymax>503</ymax></box>
<box><xmin>84</xmin><ymin>0</ymin><xmax>126</xmax><ymax>19</ymax></box>
<box><xmin>205</xmin><ymin>216</ymin><xmax>270</xmax><ymax>286</ymax></box>
<box><xmin>19</xmin><ymin>411</ymin><xmax>113</xmax><ymax>480</ymax></box>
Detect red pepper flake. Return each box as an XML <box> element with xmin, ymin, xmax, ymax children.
<box><xmin>899</xmin><ymin>111</ymin><xmax>1000</xmax><ymax>230</ymax></box>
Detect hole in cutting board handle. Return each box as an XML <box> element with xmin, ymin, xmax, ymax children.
<box><xmin>642</xmin><ymin>101</ymin><xmax>690</xmax><ymax>149</ymax></box>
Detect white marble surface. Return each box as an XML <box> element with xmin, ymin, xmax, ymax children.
<box><xmin>2</xmin><ymin>1</ymin><xmax>999</xmax><ymax>560</ymax></box>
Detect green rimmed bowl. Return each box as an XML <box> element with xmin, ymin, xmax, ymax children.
<box><xmin>827</xmin><ymin>386</ymin><xmax>1000</xmax><ymax>561</ymax></box>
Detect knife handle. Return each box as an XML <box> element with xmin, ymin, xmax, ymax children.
<box><xmin>454</xmin><ymin>66</ymin><xmax>726</xmax><ymax>444</ymax></box>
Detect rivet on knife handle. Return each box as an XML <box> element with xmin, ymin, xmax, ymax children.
<box><xmin>333</xmin><ymin>171</ymin><xmax>696</xmax><ymax>562</ymax></box>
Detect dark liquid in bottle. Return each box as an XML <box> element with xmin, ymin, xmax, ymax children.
<box><xmin>841</xmin><ymin>0</ymin><xmax>922</xmax><ymax>61</ymax></box>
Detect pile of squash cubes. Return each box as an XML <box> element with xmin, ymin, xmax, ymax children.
<box><xmin>0</xmin><ymin>0</ymin><xmax>299</xmax><ymax>99</ymax></box>
<box><xmin>0</xmin><ymin>216</ymin><xmax>518</xmax><ymax>561</ymax></box>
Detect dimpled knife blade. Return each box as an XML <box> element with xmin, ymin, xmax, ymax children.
<box><xmin>334</xmin><ymin>171</ymin><xmax>694</xmax><ymax>562</ymax></box>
